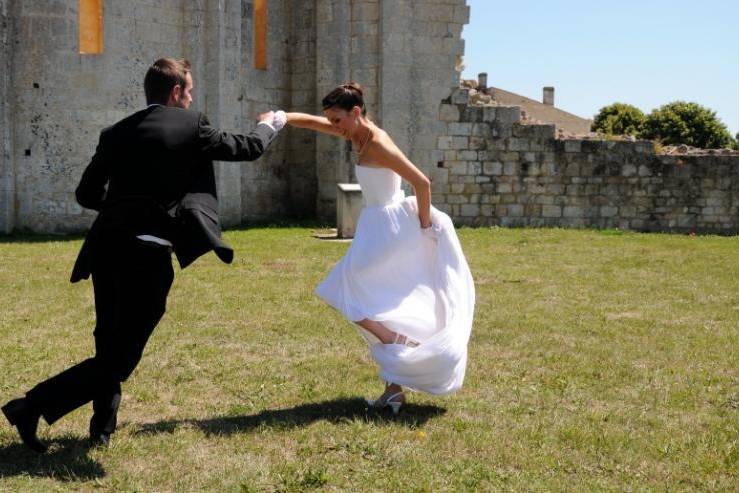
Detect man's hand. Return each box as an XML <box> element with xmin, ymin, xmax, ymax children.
<box><xmin>272</xmin><ymin>110</ymin><xmax>287</xmax><ymax>131</ymax></box>
<box><xmin>256</xmin><ymin>111</ymin><xmax>275</xmax><ymax>126</ymax></box>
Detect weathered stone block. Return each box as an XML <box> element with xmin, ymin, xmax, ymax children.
<box><xmin>622</xmin><ymin>164</ymin><xmax>637</xmax><ymax>177</ymax></box>
<box><xmin>336</xmin><ymin>183</ymin><xmax>362</xmax><ymax>238</ymax></box>
<box><xmin>458</xmin><ymin>150</ymin><xmax>478</xmax><ymax>161</ymax></box>
<box><xmin>534</xmin><ymin>124</ymin><xmax>556</xmax><ymax>140</ymax></box>
<box><xmin>450</xmin><ymin>161</ymin><xmax>468</xmax><ymax>175</ymax></box>
<box><xmin>539</xmin><ymin>205</ymin><xmax>560</xmax><ymax>218</ymax></box>
<box><xmin>435</xmin><ymin>202</ymin><xmax>453</xmax><ymax>215</ymax></box>
<box><xmin>497</xmin><ymin>106</ymin><xmax>522</xmax><ymax>124</ymax></box>
<box><xmin>503</xmin><ymin>162</ymin><xmax>518</xmax><ymax>175</ymax></box>
<box><xmin>483</xmin><ymin>162</ymin><xmax>503</xmax><ymax>175</ymax></box>
<box><xmin>564</xmin><ymin>163</ymin><xmax>580</xmax><ymax>176</ymax></box>
<box><xmin>536</xmin><ymin>195</ymin><xmax>555</xmax><ymax>205</ymax></box>
<box><xmin>447</xmin><ymin>194</ymin><xmax>468</xmax><ymax>204</ymax></box>
<box><xmin>472</xmin><ymin>123</ymin><xmax>490</xmax><ymax>136</ymax></box>
<box><xmin>635</xmin><ymin>140</ymin><xmax>655</xmax><ymax>154</ymax></box>
<box><xmin>508</xmin><ymin>204</ymin><xmax>524</xmax><ymax>217</ymax></box>
<box><xmin>451</xmin><ymin>88</ymin><xmax>469</xmax><ymax>104</ymax></box>
<box><xmin>431</xmin><ymin>179</ymin><xmax>447</xmax><ymax>193</ymax></box>
<box><xmin>449</xmin><ymin>183</ymin><xmax>465</xmax><ymax>193</ymax></box>
<box><xmin>438</xmin><ymin>136</ymin><xmax>453</xmax><ymax>150</ymax></box>
<box><xmin>482</xmin><ymin>106</ymin><xmax>497</xmax><ymax>122</ymax></box>
<box><xmin>449</xmin><ymin>122</ymin><xmax>473</xmax><ymax>135</ymax></box>
<box><xmin>564</xmin><ymin>140</ymin><xmax>582</xmax><ymax>153</ymax></box>
<box><xmin>444</xmin><ymin>150</ymin><xmax>458</xmax><ymax>161</ymax></box>
<box><xmin>430</xmin><ymin>150</ymin><xmax>445</xmax><ymax>164</ymax></box>
<box><xmin>507</xmin><ymin>138</ymin><xmax>530</xmax><ymax>152</ymax></box>
<box><xmin>469</xmin><ymin>137</ymin><xmax>486</xmax><ymax>150</ymax></box>
<box><xmin>453</xmin><ymin>4</ymin><xmax>471</xmax><ymax>24</ymax></box>
<box><xmin>462</xmin><ymin>106</ymin><xmax>483</xmax><ymax>122</ymax></box>
<box><xmin>543</xmin><ymin>162</ymin><xmax>558</xmax><ymax>175</ymax></box>
<box><xmin>600</xmin><ymin>206</ymin><xmax>618</xmax><ymax>217</ymax></box>
<box><xmin>451</xmin><ymin>137</ymin><xmax>469</xmax><ymax>149</ymax></box>
<box><xmin>439</xmin><ymin>104</ymin><xmax>460</xmax><ymax>122</ymax></box>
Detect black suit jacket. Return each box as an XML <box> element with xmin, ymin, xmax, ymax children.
<box><xmin>70</xmin><ymin>105</ymin><xmax>276</xmax><ymax>282</ymax></box>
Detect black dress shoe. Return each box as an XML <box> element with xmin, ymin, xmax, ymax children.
<box><xmin>1</xmin><ymin>398</ymin><xmax>47</xmax><ymax>453</ymax></box>
<box><xmin>89</xmin><ymin>431</ymin><xmax>111</xmax><ymax>448</ymax></box>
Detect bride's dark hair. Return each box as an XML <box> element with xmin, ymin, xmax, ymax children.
<box><xmin>322</xmin><ymin>82</ymin><xmax>367</xmax><ymax>116</ymax></box>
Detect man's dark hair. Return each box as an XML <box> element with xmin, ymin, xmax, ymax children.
<box><xmin>144</xmin><ymin>58</ymin><xmax>191</xmax><ymax>105</ymax></box>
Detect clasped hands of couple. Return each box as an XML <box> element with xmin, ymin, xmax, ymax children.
<box><xmin>255</xmin><ymin>109</ymin><xmax>287</xmax><ymax>133</ymax></box>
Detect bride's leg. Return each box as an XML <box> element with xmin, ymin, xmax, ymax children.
<box><xmin>356</xmin><ymin>320</ymin><xmax>409</xmax><ymax>410</ymax></box>
<box><xmin>356</xmin><ymin>319</ymin><xmax>396</xmax><ymax>344</ymax></box>
<box><xmin>356</xmin><ymin>319</ymin><xmax>420</xmax><ymax>347</ymax></box>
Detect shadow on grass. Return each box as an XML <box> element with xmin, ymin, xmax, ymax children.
<box><xmin>0</xmin><ymin>436</ymin><xmax>104</xmax><ymax>480</ymax></box>
<box><xmin>134</xmin><ymin>397</ymin><xmax>446</xmax><ymax>436</ymax></box>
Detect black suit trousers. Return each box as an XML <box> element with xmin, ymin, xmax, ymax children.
<box><xmin>26</xmin><ymin>237</ymin><xmax>174</xmax><ymax>431</ymax></box>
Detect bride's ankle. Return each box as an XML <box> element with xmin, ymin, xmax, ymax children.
<box><xmin>385</xmin><ymin>332</ymin><xmax>420</xmax><ymax>347</ymax></box>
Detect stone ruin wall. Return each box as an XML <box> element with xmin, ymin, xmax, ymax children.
<box><xmin>432</xmin><ymin>88</ymin><xmax>739</xmax><ymax>234</ymax></box>
<box><xmin>1</xmin><ymin>0</ymin><xmax>11</xmax><ymax>232</ymax></box>
<box><xmin>0</xmin><ymin>0</ymin><xmax>304</xmax><ymax>233</ymax></box>
<box><xmin>312</xmin><ymin>0</ymin><xmax>468</xmax><ymax>219</ymax></box>
<box><xmin>8</xmin><ymin>1</ymin><xmax>735</xmax><ymax>236</ymax></box>
<box><xmin>0</xmin><ymin>0</ymin><xmax>469</xmax><ymax>233</ymax></box>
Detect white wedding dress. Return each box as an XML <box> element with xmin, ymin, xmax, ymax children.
<box><xmin>315</xmin><ymin>164</ymin><xmax>475</xmax><ymax>395</ymax></box>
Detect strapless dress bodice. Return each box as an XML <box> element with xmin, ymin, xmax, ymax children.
<box><xmin>355</xmin><ymin>165</ymin><xmax>405</xmax><ymax>207</ymax></box>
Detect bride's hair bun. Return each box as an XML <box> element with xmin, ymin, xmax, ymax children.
<box><xmin>342</xmin><ymin>82</ymin><xmax>363</xmax><ymax>97</ymax></box>
<box><xmin>322</xmin><ymin>81</ymin><xmax>366</xmax><ymax>115</ymax></box>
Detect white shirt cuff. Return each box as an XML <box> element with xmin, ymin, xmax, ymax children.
<box><xmin>257</xmin><ymin>121</ymin><xmax>276</xmax><ymax>132</ymax></box>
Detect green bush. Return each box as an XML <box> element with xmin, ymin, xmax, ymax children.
<box><xmin>640</xmin><ymin>101</ymin><xmax>734</xmax><ymax>149</ymax></box>
<box><xmin>592</xmin><ymin>103</ymin><xmax>645</xmax><ymax>136</ymax></box>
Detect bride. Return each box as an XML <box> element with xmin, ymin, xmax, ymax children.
<box><xmin>286</xmin><ymin>83</ymin><xmax>475</xmax><ymax>413</ymax></box>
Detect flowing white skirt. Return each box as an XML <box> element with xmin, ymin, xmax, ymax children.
<box><xmin>315</xmin><ymin>196</ymin><xmax>475</xmax><ymax>395</ymax></box>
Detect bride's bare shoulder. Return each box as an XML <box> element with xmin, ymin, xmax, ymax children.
<box><xmin>369</xmin><ymin>125</ymin><xmax>396</xmax><ymax>148</ymax></box>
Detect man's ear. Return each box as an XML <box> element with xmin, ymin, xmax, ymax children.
<box><xmin>170</xmin><ymin>84</ymin><xmax>182</xmax><ymax>104</ymax></box>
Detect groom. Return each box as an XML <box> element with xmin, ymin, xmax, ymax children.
<box><xmin>2</xmin><ymin>58</ymin><xmax>286</xmax><ymax>451</ymax></box>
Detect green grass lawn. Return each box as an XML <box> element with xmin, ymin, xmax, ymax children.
<box><xmin>0</xmin><ymin>227</ymin><xmax>737</xmax><ymax>492</ymax></box>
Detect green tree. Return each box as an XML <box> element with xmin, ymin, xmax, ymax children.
<box><xmin>640</xmin><ymin>101</ymin><xmax>734</xmax><ymax>149</ymax></box>
<box><xmin>591</xmin><ymin>103</ymin><xmax>645</xmax><ymax>136</ymax></box>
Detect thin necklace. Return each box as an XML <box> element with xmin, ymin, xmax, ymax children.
<box><xmin>356</xmin><ymin>124</ymin><xmax>372</xmax><ymax>156</ymax></box>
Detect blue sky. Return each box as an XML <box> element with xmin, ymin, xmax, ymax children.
<box><xmin>461</xmin><ymin>0</ymin><xmax>739</xmax><ymax>136</ymax></box>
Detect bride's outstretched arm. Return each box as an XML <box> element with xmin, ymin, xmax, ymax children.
<box><xmin>286</xmin><ymin>112</ymin><xmax>346</xmax><ymax>138</ymax></box>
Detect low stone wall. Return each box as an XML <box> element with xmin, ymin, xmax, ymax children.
<box><xmin>431</xmin><ymin>89</ymin><xmax>739</xmax><ymax>234</ymax></box>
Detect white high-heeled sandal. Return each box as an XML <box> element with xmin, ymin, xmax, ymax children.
<box><xmin>393</xmin><ymin>332</ymin><xmax>420</xmax><ymax>347</ymax></box>
<box><xmin>366</xmin><ymin>389</ymin><xmax>405</xmax><ymax>415</ymax></box>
